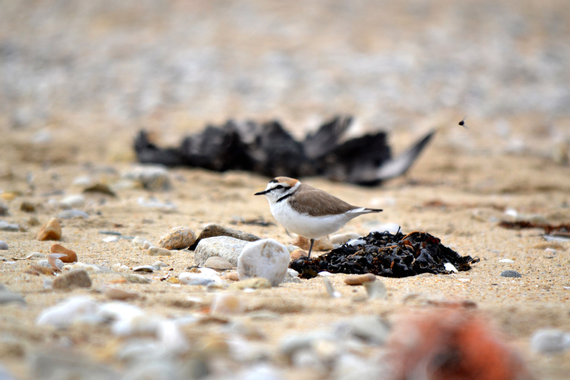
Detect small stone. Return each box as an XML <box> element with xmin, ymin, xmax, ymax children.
<box><xmin>237</xmin><ymin>239</ymin><xmax>290</xmax><ymax>286</ymax></box>
<box><xmin>148</xmin><ymin>247</ymin><xmax>172</xmax><ymax>256</ymax></box>
<box><xmin>152</xmin><ymin>261</ymin><xmax>169</xmax><ymax>270</ymax></box>
<box><xmin>0</xmin><ymin>241</ymin><xmax>8</xmax><ymax>250</ymax></box>
<box><xmin>194</xmin><ymin>236</ymin><xmax>249</xmax><ymax>266</ymax></box>
<box><xmin>27</xmin><ymin>216</ymin><xmax>40</xmax><ymax>226</ymax></box>
<box><xmin>501</xmin><ymin>270</ymin><xmax>522</xmax><ymax>278</ymax></box>
<box><xmin>0</xmin><ymin>285</ymin><xmax>25</xmax><ymax>305</ymax></box>
<box><xmin>0</xmin><ymin>203</ymin><xmax>8</xmax><ymax>216</ymax></box>
<box><xmin>293</xmin><ymin>236</ymin><xmax>333</xmax><ymax>251</ymax></box>
<box><xmin>344</xmin><ymin>273</ymin><xmax>376</xmax><ymax>286</ymax></box>
<box><xmin>532</xmin><ymin>242</ymin><xmax>565</xmax><ymax>251</ymax></box>
<box><xmin>50</xmin><ymin>244</ymin><xmax>77</xmax><ymax>263</ymax></box>
<box><xmin>223</xmin><ymin>272</ymin><xmax>240</xmax><ymax>281</ymax></box>
<box><xmin>122</xmin><ymin>165</ymin><xmax>171</xmax><ymax>191</ymax></box>
<box><xmin>330</xmin><ymin>233</ymin><xmax>361</xmax><ymax>246</ymax></box>
<box><xmin>99</xmin><ymin>231</ymin><xmax>122</xmax><ymax>236</ymax></box>
<box><xmin>195</xmin><ymin>224</ymin><xmax>260</xmax><ymax>245</ymax></box>
<box><xmin>290</xmin><ymin>249</ymin><xmax>308</xmax><ymax>261</ymax></box>
<box><xmin>133</xmin><ymin>265</ymin><xmax>155</xmax><ymax>273</ymax></box>
<box><xmin>499</xmin><ymin>259</ymin><xmax>514</xmax><ymax>263</ymax></box>
<box><xmin>36</xmin><ymin>218</ymin><xmax>62</xmax><ymax>241</ymax></box>
<box><xmin>20</xmin><ymin>201</ymin><xmax>36</xmax><ymax>212</ymax></box>
<box><xmin>363</xmin><ymin>280</ymin><xmax>387</xmax><ymax>300</ymax></box>
<box><xmin>211</xmin><ymin>293</ymin><xmax>245</xmax><ymax>315</ymax></box>
<box><xmin>229</xmin><ymin>277</ymin><xmax>272</xmax><ymax>290</ymax></box>
<box><xmin>53</xmin><ymin>270</ymin><xmax>92</xmax><ymax>289</ymax></box>
<box><xmin>179</xmin><ymin>272</ymin><xmax>219</xmax><ymax>286</ymax></box>
<box><xmin>103</xmin><ymin>286</ymin><xmax>139</xmax><ymax>301</ymax></box>
<box><xmin>102</xmin><ymin>236</ymin><xmax>118</xmax><ymax>243</ymax></box>
<box><xmin>0</xmin><ymin>221</ymin><xmax>19</xmax><ymax>232</ymax></box>
<box><xmin>335</xmin><ymin>315</ymin><xmax>391</xmax><ymax>345</ymax></box>
<box><xmin>57</xmin><ymin>209</ymin><xmax>89</xmax><ymax>219</ymax></box>
<box><xmin>531</xmin><ymin>329</ymin><xmax>570</xmax><ymax>355</ymax></box>
<box><xmin>204</xmin><ymin>256</ymin><xmax>234</xmax><ymax>271</ymax></box>
<box><xmin>123</xmin><ymin>274</ymin><xmax>151</xmax><ymax>284</ymax></box>
<box><xmin>59</xmin><ymin>194</ymin><xmax>85</xmax><ymax>209</ymax></box>
<box><xmin>83</xmin><ymin>183</ymin><xmax>117</xmax><ymax>197</ymax></box>
<box><xmin>157</xmin><ymin>227</ymin><xmax>196</xmax><ymax>250</ymax></box>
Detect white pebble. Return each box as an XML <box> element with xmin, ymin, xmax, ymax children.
<box><xmin>237</xmin><ymin>239</ymin><xmax>290</xmax><ymax>286</ymax></box>
<box><xmin>103</xmin><ymin>236</ymin><xmax>118</xmax><ymax>243</ymax></box>
<box><xmin>531</xmin><ymin>329</ymin><xmax>570</xmax><ymax>355</ymax></box>
<box><xmin>444</xmin><ymin>263</ymin><xmax>458</xmax><ymax>273</ymax></box>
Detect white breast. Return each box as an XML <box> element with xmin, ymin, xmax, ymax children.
<box><xmin>269</xmin><ymin>200</ymin><xmax>357</xmax><ymax>239</ymax></box>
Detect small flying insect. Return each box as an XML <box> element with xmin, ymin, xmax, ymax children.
<box><xmin>458</xmin><ymin>116</ymin><xmax>468</xmax><ymax>128</ymax></box>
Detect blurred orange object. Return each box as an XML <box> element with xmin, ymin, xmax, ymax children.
<box><xmin>386</xmin><ymin>306</ymin><xmax>532</xmax><ymax>380</ymax></box>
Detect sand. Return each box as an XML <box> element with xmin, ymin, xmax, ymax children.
<box><xmin>1</xmin><ymin>1</ymin><xmax>570</xmax><ymax>378</ymax></box>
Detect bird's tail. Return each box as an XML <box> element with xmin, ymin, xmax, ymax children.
<box><xmin>365</xmin><ymin>208</ymin><xmax>383</xmax><ymax>213</ymax></box>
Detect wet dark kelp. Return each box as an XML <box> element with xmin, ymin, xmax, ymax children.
<box><xmin>289</xmin><ymin>231</ymin><xmax>479</xmax><ymax>279</ymax></box>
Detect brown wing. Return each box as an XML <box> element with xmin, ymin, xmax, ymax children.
<box><xmin>288</xmin><ymin>183</ymin><xmax>358</xmax><ymax>216</ymax></box>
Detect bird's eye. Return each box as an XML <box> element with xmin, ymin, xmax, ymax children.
<box><xmin>274</xmin><ymin>185</ymin><xmax>284</xmax><ymax>189</ymax></box>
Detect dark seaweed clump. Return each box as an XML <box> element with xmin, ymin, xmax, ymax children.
<box><xmin>289</xmin><ymin>231</ymin><xmax>479</xmax><ymax>279</ymax></box>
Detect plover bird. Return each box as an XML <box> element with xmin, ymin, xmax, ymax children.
<box><xmin>255</xmin><ymin>177</ymin><xmax>382</xmax><ymax>258</ymax></box>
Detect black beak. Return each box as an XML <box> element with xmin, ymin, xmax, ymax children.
<box><xmin>254</xmin><ymin>190</ymin><xmax>269</xmax><ymax>196</ymax></box>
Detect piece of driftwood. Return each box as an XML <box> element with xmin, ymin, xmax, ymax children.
<box><xmin>134</xmin><ymin>115</ymin><xmax>435</xmax><ymax>186</ymax></box>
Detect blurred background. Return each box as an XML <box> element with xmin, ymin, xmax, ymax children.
<box><xmin>1</xmin><ymin>0</ymin><xmax>569</xmax><ymax>163</ymax></box>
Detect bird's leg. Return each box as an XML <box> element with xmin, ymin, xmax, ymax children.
<box><xmin>307</xmin><ymin>238</ymin><xmax>315</xmax><ymax>259</ymax></box>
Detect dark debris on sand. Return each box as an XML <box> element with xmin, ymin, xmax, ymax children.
<box><xmin>134</xmin><ymin>115</ymin><xmax>435</xmax><ymax>186</ymax></box>
<box><xmin>289</xmin><ymin>231</ymin><xmax>479</xmax><ymax>279</ymax></box>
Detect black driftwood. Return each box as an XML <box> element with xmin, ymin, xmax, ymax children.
<box><xmin>134</xmin><ymin>115</ymin><xmax>435</xmax><ymax>186</ymax></box>
<box><xmin>289</xmin><ymin>231</ymin><xmax>479</xmax><ymax>279</ymax></box>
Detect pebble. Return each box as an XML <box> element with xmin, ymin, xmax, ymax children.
<box><xmin>444</xmin><ymin>262</ymin><xmax>458</xmax><ymax>273</ymax></box>
<box><xmin>103</xmin><ymin>286</ymin><xmax>140</xmax><ymax>301</ymax></box>
<box><xmin>330</xmin><ymin>233</ymin><xmax>361</xmax><ymax>246</ymax></box>
<box><xmin>323</xmin><ymin>278</ymin><xmax>341</xmax><ymax>298</ymax></box>
<box><xmin>237</xmin><ymin>239</ymin><xmax>290</xmax><ymax>286</ymax></box>
<box><xmin>122</xmin><ymin>165</ymin><xmax>171</xmax><ymax>191</ymax></box>
<box><xmin>501</xmin><ymin>270</ymin><xmax>522</xmax><ymax>278</ymax></box>
<box><xmin>57</xmin><ymin>209</ymin><xmax>89</xmax><ymax>219</ymax></box>
<box><xmin>0</xmin><ymin>221</ymin><xmax>19</xmax><ymax>232</ymax></box>
<box><xmin>194</xmin><ymin>236</ymin><xmax>249</xmax><ymax>266</ymax></box>
<box><xmin>137</xmin><ymin>197</ymin><xmax>176</xmax><ymax>211</ymax></box>
<box><xmin>531</xmin><ymin>329</ymin><xmax>570</xmax><ymax>355</ymax></box>
<box><xmin>123</xmin><ymin>274</ymin><xmax>151</xmax><ymax>284</ymax></box>
<box><xmin>344</xmin><ymin>273</ymin><xmax>376</xmax><ymax>286</ymax></box>
<box><xmin>363</xmin><ymin>280</ymin><xmax>387</xmax><ymax>300</ymax></box>
<box><xmin>28</xmin><ymin>349</ymin><xmax>119</xmax><ymax>380</ymax></box>
<box><xmin>0</xmin><ymin>241</ymin><xmax>8</xmax><ymax>250</ymax></box>
<box><xmin>293</xmin><ymin>236</ymin><xmax>333</xmax><ymax>251</ymax></box>
<box><xmin>133</xmin><ymin>265</ymin><xmax>155</xmax><ymax>273</ymax></box>
<box><xmin>152</xmin><ymin>261</ymin><xmax>169</xmax><ymax>270</ymax></box>
<box><xmin>290</xmin><ymin>249</ymin><xmax>308</xmax><ymax>261</ymax></box>
<box><xmin>499</xmin><ymin>259</ymin><xmax>514</xmax><ymax>263</ymax></box>
<box><xmin>103</xmin><ymin>236</ymin><xmax>118</xmax><ymax>242</ymax></box>
<box><xmin>20</xmin><ymin>201</ymin><xmax>36</xmax><ymax>212</ymax></box>
<box><xmin>211</xmin><ymin>293</ymin><xmax>245</xmax><ymax>315</ymax></box>
<box><xmin>334</xmin><ymin>315</ymin><xmax>391</xmax><ymax>345</ymax></box>
<box><xmin>53</xmin><ymin>270</ymin><xmax>92</xmax><ymax>289</ymax></box>
<box><xmin>99</xmin><ymin>230</ymin><xmax>122</xmax><ymax>236</ymax></box>
<box><xmin>157</xmin><ymin>226</ymin><xmax>196</xmax><ymax>250</ymax></box>
<box><xmin>178</xmin><ymin>272</ymin><xmax>218</xmax><ymax>286</ymax></box>
<box><xmin>36</xmin><ymin>218</ymin><xmax>62</xmax><ymax>241</ymax></box>
<box><xmin>0</xmin><ymin>285</ymin><xmax>25</xmax><ymax>305</ymax></box>
<box><xmin>204</xmin><ymin>256</ymin><xmax>234</xmax><ymax>271</ymax></box>
<box><xmin>229</xmin><ymin>277</ymin><xmax>272</xmax><ymax>290</ymax></box>
<box><xmin>0</xmin><ymin>203</ymin><xmax>8</xmax><ymax>216</ymax></box>
<box><xmin>59</xmin><ymin>194</ymin><xmax>85</xmax><ymax>209</ymax></box>
<box><xmin>39</xmin><ymin>258</ymin><xmax>64</xmax><ymax>270</ymax></box>
<box><xmin>195</xmin><ymin>223</ymin><xmax>260</xmax><ymax>245</ymax></box>
<box><xmin>148</xmin><ymin>247</ymin><xmax>171</xmax><ymax>256</ymax></box>
<box><xmin>36</xmin><ymin>296</ymin><xmax>100</xmax><ymax>328</ymax></box>
<box><xmin>72</xmin><ymin>175</ymin><xmax>93</xmax><ymax>187</ymax></box>
<box><xmin>84</xmin><ymin>183</ymin><xmax>117</xmax><ymax>197</ymax></box>
<box><xmin>50</xmin><ymin>243</ymin><xmax>78</xmax><ymax>263</ymax></box>
<box><xmin>532</xmin><ymin>242</ymin><xmax>565</xmax><ymax>251</ymax></box>
<box><xmin>223</xmin><ymin>272</ymin><xmax>240</xmax><ymax>281</ymax></box>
